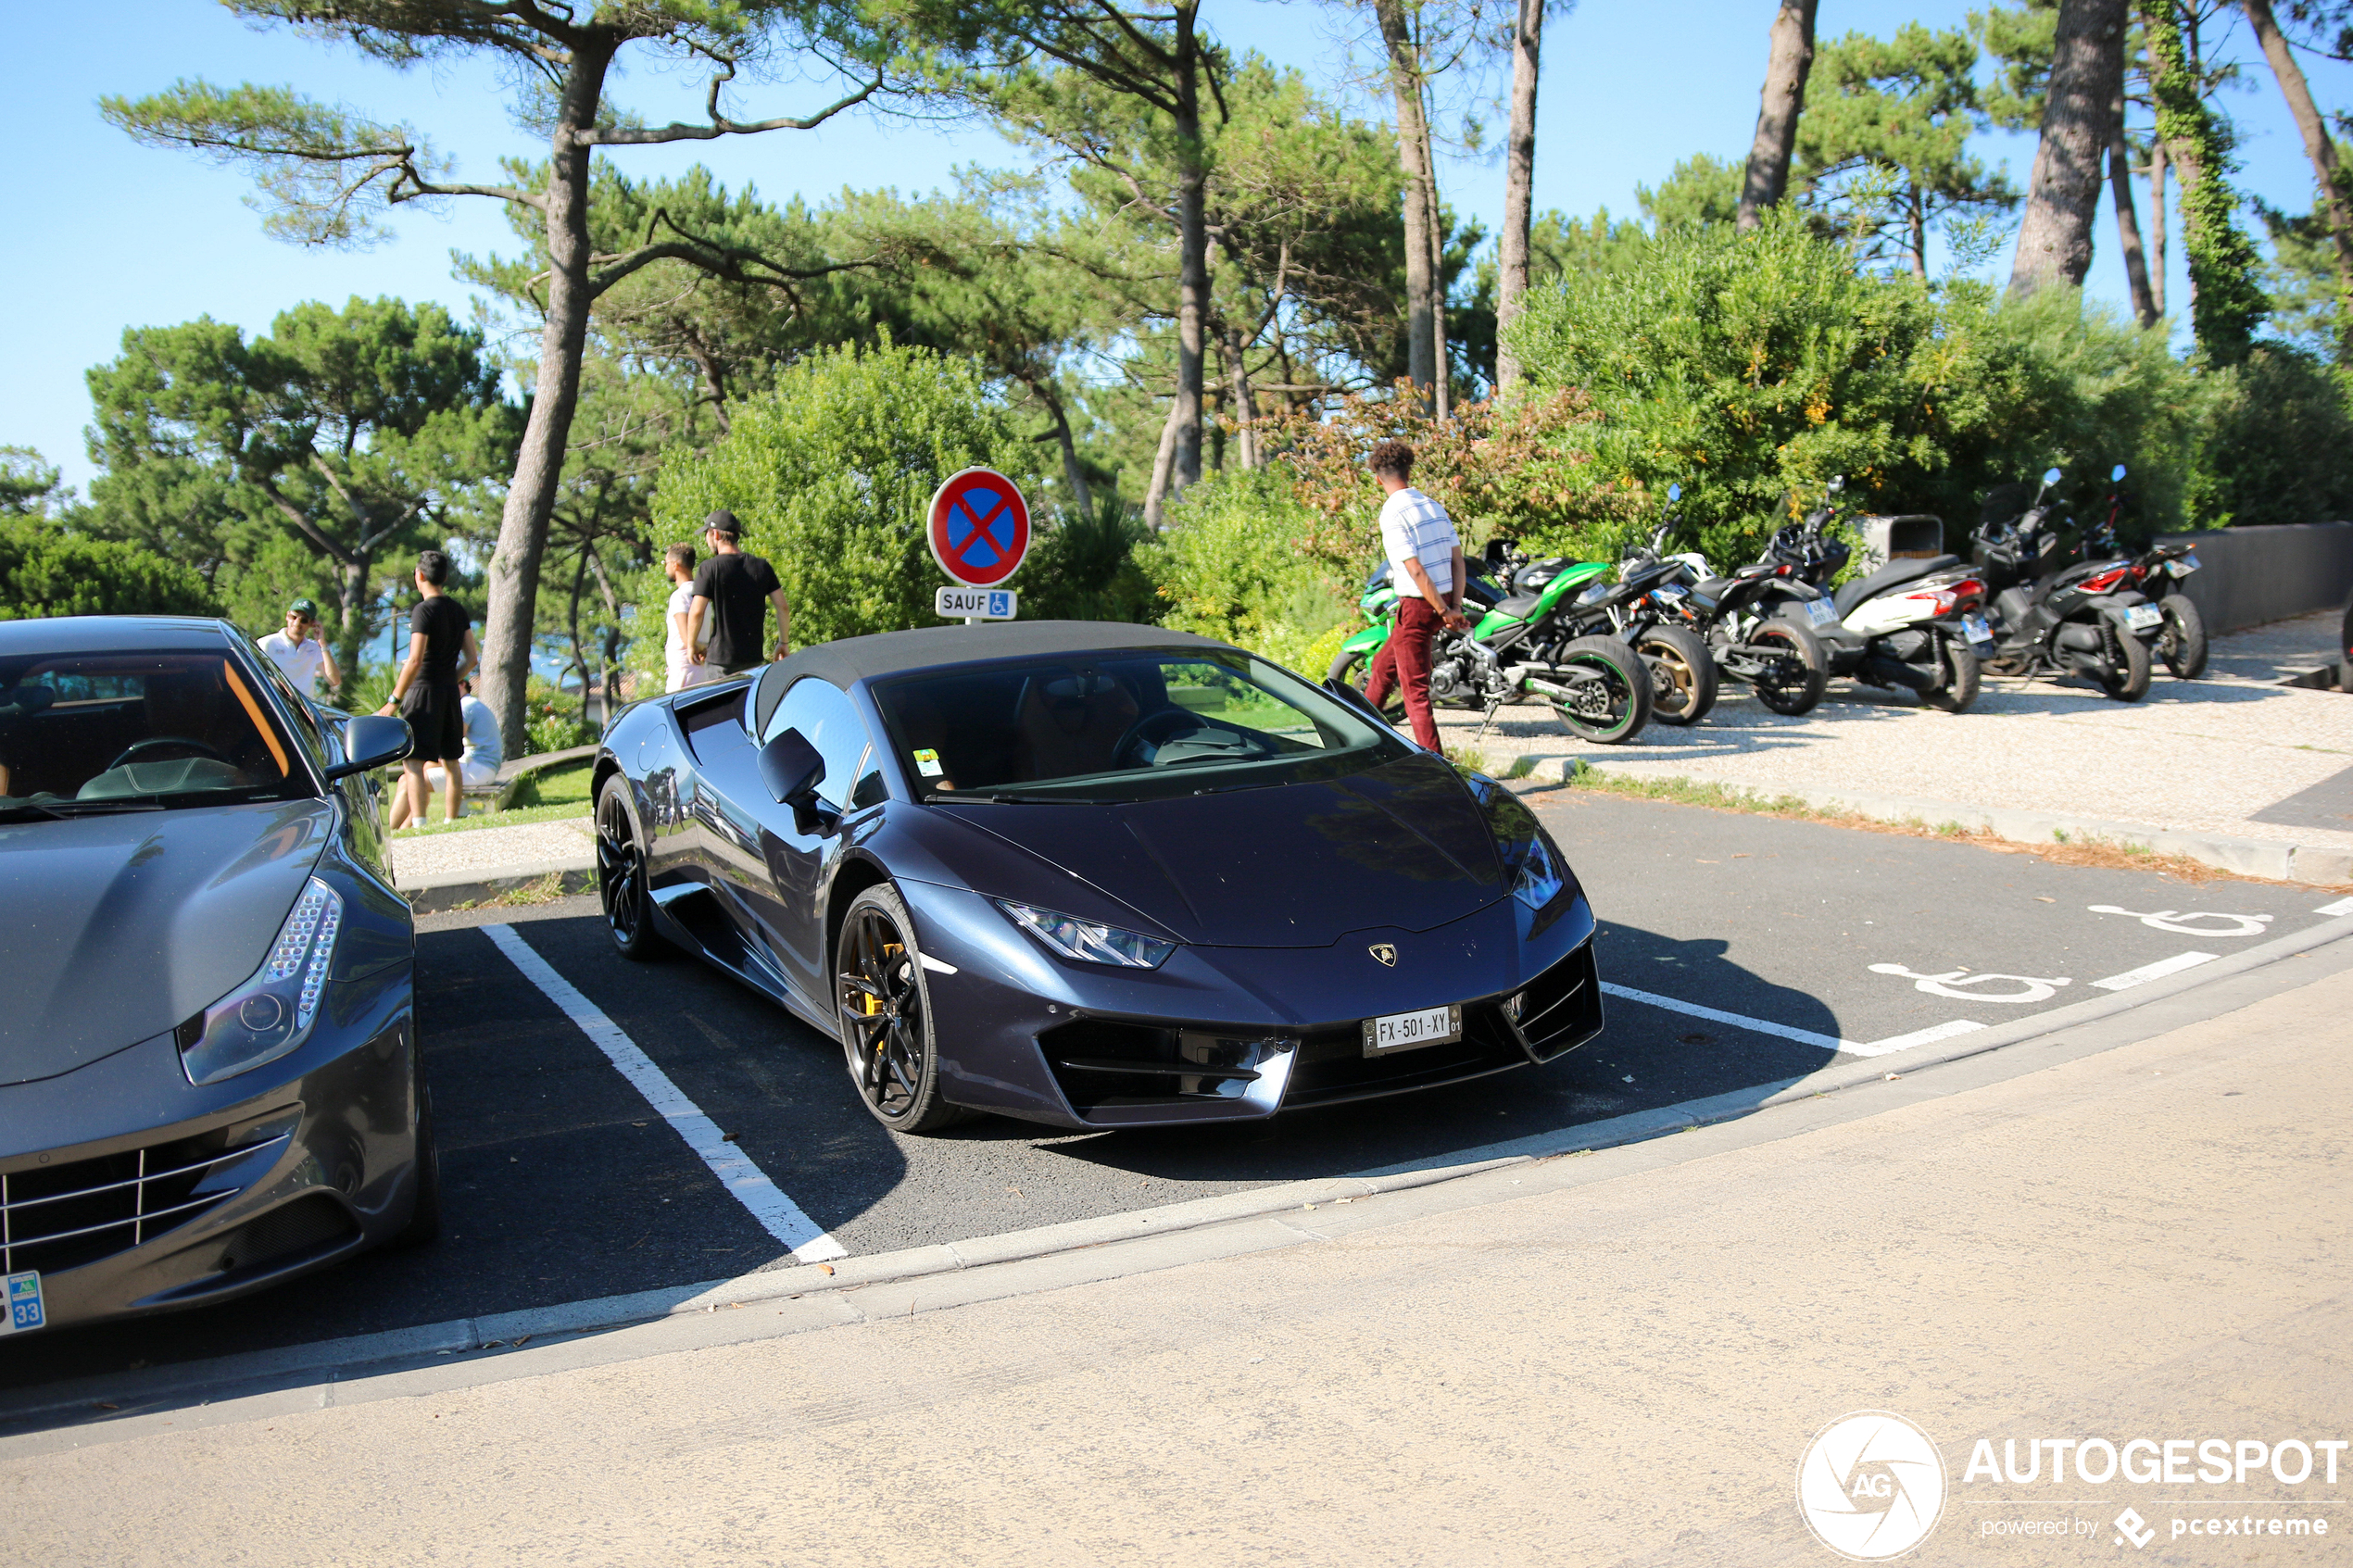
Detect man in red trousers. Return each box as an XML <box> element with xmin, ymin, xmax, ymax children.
<box><xmin>1362</xmin><ymin>440</ymin><xmax>1470</xmax><ymax>750</ymax></box>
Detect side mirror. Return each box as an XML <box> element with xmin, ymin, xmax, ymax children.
<box><xmin>1828</xmin><ymin>474</ymin><xmax>1845</xmax><ymax>495</ymax></box>
<box><xmin>326</xmin><ymin>714</ymin><xmax>412</xmax><ymax>782</ymax></box>
<box><xmin>758</xmin><ymin>728</ymin><xmax>825</xmax><ymax>807</ymax></box>
<box><xmin>2043</xmin><ymin>467</ymin><xmax>2063</xmax><ymax>486</ymax></box>
<box><xmin>1667</xmin><ymin>483</ymin><xmax>1682</xmax><ymax>504</ymax></box>
<box><xmin>2111</xmin><ymin>463</ymin><xmax>2127</xmax><ymax>482</ymax></box>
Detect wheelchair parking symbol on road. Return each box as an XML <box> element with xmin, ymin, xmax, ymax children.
<box><xmin>1869</xmin><ymin>964</ymin><xmax>2073</xmax><ymax>1004</ymax></box>
<box><xmin>2086</xmin><ymin>906</ymin><xmax>2275</xmax><ymax>938</ymax></box>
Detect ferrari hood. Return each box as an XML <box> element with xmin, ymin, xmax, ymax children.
<box><xmin>937</xmin><ymin>754</ymin><xmax>1505</xmax><ymax>947</ymax></box>
<box><xmin>0</xmin><ymin>800</ymin><xmax>333</xmax><ymax>1085</ymax></box>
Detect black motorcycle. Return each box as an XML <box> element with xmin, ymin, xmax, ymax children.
<box><xmin>2088</xmin><ymin>464</ymin><xmax>2207</xmax><ymax>679</ymax></box>
<box><xmin>1972</xmin><ymin>467</ymin><xmax>2160</xmax><ymax>702</ymax></box>
<box><xmin>1622</xmin><ymin>486</ymin><xmax>1830</xmax><ymax>717</ymax></box>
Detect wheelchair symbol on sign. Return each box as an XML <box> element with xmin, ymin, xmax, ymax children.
<box><xmin>1869</xmin><ymin>964</ymin><xmax>2072</xmax><ymax>1003</ymax></box>
<box><xmin>2086</xmin><ymin>906</ymin><xmax>2274</xmax><ymax>938</ymax></box>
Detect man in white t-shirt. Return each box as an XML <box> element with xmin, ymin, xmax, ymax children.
<box><xmin>662</xmin><ymin>542</ymin><xmax>713</xmax><ymax>692</ymax></box>
<box><xmin>424</xmin><ymin>678</ymin><xmax>505</xmax><ymax>794</ymax></box>
<box><xmin>257</xmin><ymin>600</ymin><xmax>342</xmax><ymax>700</ymax></box>
<box><xmin>1361</xmin><ymin>440</ymin><xmax>1468</xmax><ymax>751</ymax></box>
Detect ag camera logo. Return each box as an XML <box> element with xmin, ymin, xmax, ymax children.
<box><xmin>1797</xmin><ymin>1411</ymin><xmax>1948</xmax><ymax>1560</ymax></box>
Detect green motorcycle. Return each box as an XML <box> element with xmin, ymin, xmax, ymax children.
<box><xmin>1325</xmin><ymin>553</ymin><xmax>1655</xmax><ymax>745</ymax></box>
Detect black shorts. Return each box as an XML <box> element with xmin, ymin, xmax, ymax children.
<box><xmin>400</xmin><ymin>680</ymin><xmax>466</xmax><ymax>764</ymax></box>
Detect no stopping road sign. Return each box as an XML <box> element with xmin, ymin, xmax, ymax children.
<box><xmin>926</xmin><ymin>468</ymin><xmax>1030</xmax><ymax>589</ymax></box>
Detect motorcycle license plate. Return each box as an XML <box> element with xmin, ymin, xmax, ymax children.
<box><xmin>1962</xmin><ymin>613</ymin><xmax>1994</xmax><ymax>655</ymax></box>
<box><xmin>2</xmin><ymin>1272</ymin><xmax>43</xmax><ymax>1336</ymax></box>
<box><xmin>1363</xmin><ymin>1003</ymin><xmax>1462</xmax><ymax>1058</ymax></box>
<box><xmin>1804</xmin><ymin>598</ymin><xmax>1838</xmax><ymax>629</ymax></box>
<box><xmin>2169</xmin><ymin>554</ymin><xmax>2199</xmax><ymax>576</ymax></box>
<box><xmin>2124</xmin><ymin>604</ymin><xmax>2164</xmax><ymax>632</ymax></box>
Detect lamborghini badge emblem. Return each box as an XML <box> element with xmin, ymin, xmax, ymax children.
<box><xmin>1368</xmin><ymin>943</ymin><xmax>1397</xmax><ymax>967</ymax></box>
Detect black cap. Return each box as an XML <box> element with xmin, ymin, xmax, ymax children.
<box><xmin>704</xmin><ymin>508</ymin><xmax>740</xmax><ymax>538</ymax></box>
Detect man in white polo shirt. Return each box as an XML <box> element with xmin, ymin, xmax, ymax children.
<box><xmin>257</xmin><ymin>599</ymin><xmax>341</xmax><ymax>701</ymax></box>
<box><xmin>1362</xmin><ymin>440</ymin><xmax>1469</xmax><ymax>750</ymax></box>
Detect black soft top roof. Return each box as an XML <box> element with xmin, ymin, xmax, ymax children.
<box><xmin>749</xmin><ymin>621</ymin><xmax>1229</xmax><ymax>736</ymax></box>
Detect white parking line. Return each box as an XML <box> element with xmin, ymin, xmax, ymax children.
<box><xmin>2316</xmin><ymin>897</ymin><xmax>2353</xmax><ymax>919</ymax></box>
<box><xmin>2090</xmin><ymin>951</ymin><xmax>2220</xmax><ymax>992</ymax></box>
<box><xmin>483</xmin><ymin>923</ymin><xmax>849</xmax><ymax>1263</ymax></box>
<box><xmin>1601</xmin><ymin>982</ymin><xmax>1982</xmax><ymax>1059</ymax></box>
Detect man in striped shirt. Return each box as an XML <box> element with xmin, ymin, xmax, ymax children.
<box><xmin>1362</xmin><ymin>439</ymin><xmax>1469</xmax><ymax>750</ymax></box>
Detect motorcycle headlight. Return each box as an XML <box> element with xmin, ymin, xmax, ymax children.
<box><xmin>995</xmin><ymin>900</ymin><xmax>1176</xmax><ymax>969</ymax></box>
<box><xmin>180</xmin><ymin>877</ymin><xmax>344</xmax><ymax>1086</ymax></box>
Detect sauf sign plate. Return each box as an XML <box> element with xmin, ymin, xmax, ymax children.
<box><xmin>937</xmin><ymin>587</ymin><xmax>1017</xmax><ymax>620</ymax></box>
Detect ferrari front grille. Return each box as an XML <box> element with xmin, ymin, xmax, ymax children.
<box><xmin>0</xmin><ymin>1127</ymin><xmax>290</xmax><ymax>1278</ymax></box>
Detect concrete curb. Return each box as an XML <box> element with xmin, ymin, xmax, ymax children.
<box><xmin>403</xmin><ymin>865</ymin><xmax>597</xmax><ymax>914</ymax></box>
<box><xmin>14</xmin><ymin>911</ymin><xmax>2353</xmax><ymax>1433</ymax></box>
<box><xmin>1515</xmin><ymin>760</ymin><xmax>2353</xmax><ymax>887</ymax></box>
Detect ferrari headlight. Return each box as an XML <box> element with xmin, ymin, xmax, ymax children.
<box><xmin>995</xmin><ymin>900</ymin><xmax>1176</xmax><ymax>969</ymax></box>
<box><xmin>1512</xmin><ymin>829</ymin><xmax>1567</xmax><ymax>911</ymax></box>
<box><xmin>179</xmin><ymin>877</ymin><xmax>344</xmax><ymax>1086</ymax></box>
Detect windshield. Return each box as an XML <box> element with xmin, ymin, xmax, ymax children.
<box><xmin>873</xmin><ymin>647</ymin><xmax>1409</xmax><ymax>803</ymax></box>
<box><xmin>0</xmin><ymin>648</ymin><xmax>312</xmax><ymax>816</ymax></box>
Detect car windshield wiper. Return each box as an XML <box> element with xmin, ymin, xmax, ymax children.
<box><xmin>926</xmin><ymin>791</ymin><xmax>1121</xmax><ymax>806</ymax></box>
<box><xmin>0</xmin><ymin>799</ymin><xmax>169</xmax><ymax>822</ymax></box>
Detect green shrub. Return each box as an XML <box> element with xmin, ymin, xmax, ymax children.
<box><xmin>1138</xmin><ymin>468</ymin><xmax>1358</xmax><ymax>676</ymax></box>
<box><xmin>1503</xmin><ymin>210</ymin><xmax>2201</xmax><ymax>559</ymax></box>
<box><xmin>648</xmin><ymin>340</ymin><xmax>1047</xmax><ymax>648</ymax></box>
<box><xmin>2185</xmin><ymin>344</ymin><xmax>2353</xmax><ymax>529</ymax></box>
<box><xmin>0</xmin><ymin>516</ymin><xmax>214</xmax><ymax>621</ymax></box>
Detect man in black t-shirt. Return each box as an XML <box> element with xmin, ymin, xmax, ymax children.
<box><xmin>686</xmin><ymin>510</ymin><xmax>791</xmax><ymax>677</ymax></box>
<box><xmin>378</xmin><ymin>549</ymin><xmax>481</xmax><ymax>830</ymax></box>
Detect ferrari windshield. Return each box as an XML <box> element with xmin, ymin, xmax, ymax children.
<box><xmin>874</xmin><ymin>647</ymin><xmax>1410</xmax><ymax>801</ymax></box>
<box><xmin>0</xmin><ymin>648</ymin><xmax>310</xmax><ymax>816</ymax></box>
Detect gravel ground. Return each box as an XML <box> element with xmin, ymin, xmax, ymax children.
<box><xmin>386</xmin><ymin>816</ymin><xmax>595</xmax><ymax>885</ymax></box>
<box><xmin>1438</xmin><ymin>610</ymin><xmax>2353</xmax><ymax>850</ymax></box>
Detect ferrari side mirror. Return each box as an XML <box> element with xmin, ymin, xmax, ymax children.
<box><xmin>327</xmin><ymin>714</ymin><xmax>413</xmax><ymax>782</ymax></box>
<box><xmin>758</xmin><ymin>728</ymin><xmax>825</xmax><ymax>807</ymax></box>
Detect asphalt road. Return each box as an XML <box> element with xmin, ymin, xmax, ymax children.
<box><xmin>4</xmin><ymin>788</ymin><xmax>2338</xmax><ymax>1395</ymax></box>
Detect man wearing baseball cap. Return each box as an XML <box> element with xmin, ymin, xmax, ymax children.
<box><xmin>258</xmin><ymin>598</ymin><xmax>342</xmax><ymax>700</ymax></box>
<box><xmin>685</xmin><ymin>509</ymin><xmax>791</xmax><ymax>678</ymax></box>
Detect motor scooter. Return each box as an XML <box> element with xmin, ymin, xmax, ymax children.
<box><xmin>1973</xmin><ymin>467</ymin><xmax>2161</xmax><ymax>702</ymax></box>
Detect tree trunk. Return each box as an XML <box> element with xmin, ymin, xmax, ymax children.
<box><xmin>1142</xmin><ymin>395</ymin><xmax>1183</xmax><ymax>531</ymax></box>
<box><xmin>1494</xmin><ymin>0</ymin><xmax>1543</xmax><ymax>394</ymax></box>
<box><xmin>1737</xmin><ymin>0</ymin><xmax>1819</xmax><ymax>231</ymax></box>
<box><xmin>1222</xmin><ymin>321</ymin><xmax>1261</xmax><ymax>470</ymax></box>
<box><xmin>1908</xmin><ymin>191</ymin><xmax>1928</xmax><ymax>278</ymax></box>
<box><xmin>2243</xmin><ymin>0</ymin><xmax>2353</xmax><ymax>355</ymax></box>
<box><xmin>475</xmin><ymin>41</ymin><xmax>615</xmax><ymax>759</ymax></box>
<box><xmin>2111</xmin><ymin>118</ymin><xmax>2159</xmax><ymax>326</ymax></box>
<box><xmin>1419</xmin><ymin>92</ymin><xmax>1451</xmax><ymax>420</ymax></box>
<box><xmin>1040</xmin><ymin>389</ymin><xmax>1092</xmax><ymax>515</ymax></box>
<box><xmin>1373</xmin><ymin>0</ymin><xmax>1438</xmax><ymax>407</ymax></box>
<box><xmin>2148</xmin><ymin>137</ymin><xmax>2169</xmax><ymax>316</ymax></box>
<box><xmin>336</xmin><ymin>553</ymin><xmax>371</xmax><ymax>685</ymax></box>
<box><xmin>567</xmin><ymin>544</ymin><xmax>591</xmax><ymax>731</ymax></box>
<box><xmin>2010</xmin><ymin>0</ymin><xmax>2128</xmax><ymax>295</ymax></box>
<box><xmin>1170</xmin><ymin>2</ymin><xmax>1209</xmax><ymax>498</ymax></box>
<box><xmin>2145</xmin><ymin>2</ymin><xmax>2269</xmax><ymax>360</ymax></box>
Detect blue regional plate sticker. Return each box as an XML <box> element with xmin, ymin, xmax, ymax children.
<box><xmin>3</xmin><ymin>1271</ymin><xmax>43</xmax><ymax>1335</ymax></box>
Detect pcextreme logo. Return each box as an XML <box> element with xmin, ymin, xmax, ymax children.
<box><xmin>1796</xmin><ymin>1411</ymin><xmax>1949</xmax><ymax>1561</ymax></box>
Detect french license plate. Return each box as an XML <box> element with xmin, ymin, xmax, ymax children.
<box><xmin>1963</xmin><ymin>613</ymin><xmax>1994</xmax><ymax>655</ymax></box>
<box><xmin>2170</xmin><ymin>554</ymin><xmax>2199</xmax><ymax>576</ymax></box>
<box><xmin>1804</xmin><ymin>598</ymin><xmax>1838</xmax><ymax>629</ymax></box>
<box><xmin>2</xmin><ymin>1272</ymin><xmax>43</xmax><ymax>1336</ymax></box>
<box><xmin>1362</xmin><ymin>1004</ymin><xmax>1462</xmax><ymax>1057</ymax></box>
<box><xmin>2124</xmin><ymin>604</ymin><xmax>2164</xmax><ymax>632</ymax></box>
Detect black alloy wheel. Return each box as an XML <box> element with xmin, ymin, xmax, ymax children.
<box><xmin>1547</xmin><ymin>635</ymin><xmax>1654</xmax><ymax>744</ymax></box>
<box><xmin>2097</xmin><ymin>619</ymin><xmax>2154</xmax><ymax>702</ymax></box>
<box><xmin>597</xmin><ymin>776</ymin><xmax>664</xmax><ymax>960</ymax></box>
<box><xmin>836</xmin><ymin>885</ymin><xmax>967</xmax><ymax>1134</ymax></box>
<box><xmin>1921</xmin><ymin>631</ymin><xmax>1982</xmax><ymax>714</ymax></box>
<box><xmin>1748</xmin><ymin>621</ymin><xmax>1830</xmax><ymax>715</ymax></box>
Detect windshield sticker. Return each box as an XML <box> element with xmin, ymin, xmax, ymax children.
<box><xmin>912</xmin><ymin>748</ymin><xmax>945</xmax><ymax>777</ymax></box>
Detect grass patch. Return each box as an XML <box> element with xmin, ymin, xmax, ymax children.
<box><xmin>510</xmin><ymin>759</ymin><xmax>594</xmax><ymax>810</ymax></box>
<box><xmin>1444</xmin><ymin>746</ymin><xmax>1537</xmax><ymax>781</ymax></box>
<box><xmin>393</xmin><ymin>799</ymin><xmax>591</xmax><ymax>837</ymax></box>
<box><xmin>1551</xmin><ymin>763</ymin><xmax>2335</xmax><ymax>889</ymax></box>
<box><xmin>445</xmin><ymin>872</ymin><xmax>588</xmax><ymax>909</ymax></box>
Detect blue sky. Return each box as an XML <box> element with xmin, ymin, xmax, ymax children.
<box><xmin>6</xmin><ymin>1</ymin><xmax>2347</xmax><ymax>492</ymax></box>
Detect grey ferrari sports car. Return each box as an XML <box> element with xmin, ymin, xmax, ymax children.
<box><xmin>595</xmin><ymin>621</ymin><xmax>1603</xmax><ymax>1133</ymax></box>
<box><xmin>0</xmin><ymin>616</ymin><xmax>432</xmax><ymax>1336</ymax></box>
